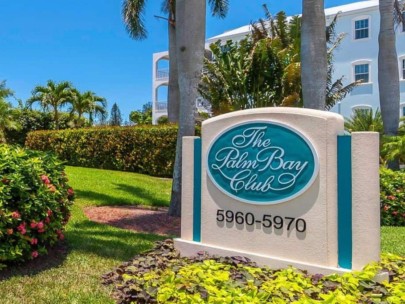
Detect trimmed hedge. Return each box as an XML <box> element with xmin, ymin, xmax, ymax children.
<box><xmin>25</xmin><ymin>126</ymin><xmax>182</xmax><ymax>177</ymax></box>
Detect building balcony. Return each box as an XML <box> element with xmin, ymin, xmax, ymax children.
<box><xmin>156</xmin><ymin>69</ymin><xmax>169</xmax><ymax>81</ymax></box>
<box><xmin>154</xmin><ymin>101</ymin><xmax>168</xmax><ymax>112</ymax></box>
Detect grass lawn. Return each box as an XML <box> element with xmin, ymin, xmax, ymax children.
<box><xmin>0</xmin><ymin>166</ymin><xmax>403</xmax><ymax>303</ymax></box>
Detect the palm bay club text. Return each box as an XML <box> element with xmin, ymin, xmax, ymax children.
<box><xmin>210</xmin><ymin>126</ymin><xmax>309</xmax><ymax>193</ymax></box>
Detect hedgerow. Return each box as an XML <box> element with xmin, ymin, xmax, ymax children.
<box><xmin>103</xmin><ymin>239</ymin><xmax>405</xmax><ymax>304</ymax></box>
<box><xmin>25</xmin><ymin>126</ymin><xmax>182</xmax><ymax>177</ymax></box>
<box><xmin>380</xmin><ymin>168</ymin><xmax>405</xmax><ymax>226</ymax></box>
<box><xmin>0</xmin><ymin>145</ymin><xmax>74</xmax><ymax>268</ymax></box>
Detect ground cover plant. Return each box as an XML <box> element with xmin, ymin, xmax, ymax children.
<box><xmin>0</xmin><ymin>145</ymin><xmax>73</xmax><ymax>267</ymax></box>
<box><xmin>104</xmin><ymin>240</ymin><xmax>405</xmax><ymax>304</ymax></box>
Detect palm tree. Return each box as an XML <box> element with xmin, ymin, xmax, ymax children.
<box><xmin>378</xmin><ymin>0</ymin><xmax>400</xmax><ymax>137</ymax></box>
<box><xmin>0</xmin><ymin>80</ymin><xmax>14</xmax><ymax>102</ymax></box>
<box><xmin>382</xmin><ymin>135</ymin><xmax>405</xmax><ymax>164</ymax></box>
<box><xmin>122</xmin><ymin>0</ymin><xmax>228</xmax><ymax>124</ymax></box>
<box><xmin>27</xmin><ymin>80</ymin><xmax>73</xmax><ymax>129</ymax></box>
<box><xmin>0</xmin><ymin>101</ymin><xmax>20</xmax><ymax>143</ymax></box>
<box><xmin>123</xmin><ymin>0</ymin><xmax>229</xmax><ymax>216</ymax></box>
<box><xmin>344</xmin><ymin>108</ymin><xmax>383</xmax><ymax>134</ymax></box>
<box><xmin>70</xmin><ymin>89</ymin><xmax>107</xmax><ymax>126</ymax></box>
<box><xmin>378</xmin><ymin>0</ymin><xmax>404</xmax><ymax>169</ymax></box>
<box><xmin>301</xmin><ymin>0</ymin><xmax>327</xmax><ymax>109</ymax></box>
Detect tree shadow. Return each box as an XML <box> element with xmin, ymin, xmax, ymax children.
<box><xmin>113</xmin><ymin>183</ymin><xmax>169</xmax><ymax>206</ymax></box>
<box><xmin>75</xmin><ymin>183</ymin><xmax>168</xmax><ymax>207</ymax></box>
<box><xmin>0</xmin><ymin>241</ymin><xmax>68</xmax><ymax>281</ymax></box>
<box><xmin>67</xmin><ymin>220</ymin><xmax>165</xmax><ymax>260</ymax></box>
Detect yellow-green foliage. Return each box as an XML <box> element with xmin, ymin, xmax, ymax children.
<box><xmin>104</xmin><ymin>240</ymin><xmax>405</xmax><ymax>304</ymax></box>
<box><xmin>25</xmin><ymin>126</ymin><xmax>181</xmax><ymax>177</ymax></box>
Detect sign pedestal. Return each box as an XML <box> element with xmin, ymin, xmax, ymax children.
<box><xmin>175</xmin><ymin>108</ymin><xmax>380</xmax><ymax>274</ymax></box>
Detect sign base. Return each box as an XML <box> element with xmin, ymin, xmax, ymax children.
<box><xmin>174</xmin><ymin>238</ymin><xmax>350</xmax><ymax>275</ymax></box>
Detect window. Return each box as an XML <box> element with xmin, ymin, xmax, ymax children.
<box><xmin>354</xmin><ymin>64</ymin><xmax>370</xmax><ymax>83</ymax></box>
<box><xmin>354</xmin><ymin>18</ymin><xmax>369</xmax><ymax>39</ymax></box>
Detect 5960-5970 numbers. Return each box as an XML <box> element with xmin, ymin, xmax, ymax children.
<box><xmin>216</xmin><ymin>209</ymin><xmax>306</xmax><ymax>232</ymax></box>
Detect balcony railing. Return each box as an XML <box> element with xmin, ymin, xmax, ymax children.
<box><xmin>154</xmin><ymin>101</ymin><xmax>167</xmax><ymax>112</ymax></box>
<box><xmin>156</xmin><ymin>69</ymin><xmax>169</xmax><ymax>81</ymax></box>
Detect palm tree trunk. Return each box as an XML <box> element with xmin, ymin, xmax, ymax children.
<box><xmin>379</xmin><ymin>0</ymin><xmax>400</xmax><ymax>136</ymax></box>
<box><xmin>301</xmin><ymin>0</ymin><xmax>327</xmax><ymax>109</ymax></box>
<box><xmin>167</xmin><ymin>8</ymin><xmax>180</xmax><ymax>123</ymax></box>
<box><xmin>54</xmin><ymin>108</ymin><xmax>59</xmax><ymax>130</ymax></box>
<box><xmin>379</xmin><ymin>0</ymin><xmax>400</xmax><ymax>169</ymax></box>
<box><xmin>169</xmin><ymin>0</ymin><xmax>206</xmax><ymax>217</ymax></box>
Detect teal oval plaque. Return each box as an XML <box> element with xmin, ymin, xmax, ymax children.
<box><xmin>207</xmin><ymin>121</ymin><xmax>319</xmax><ymax>204</ymax></box>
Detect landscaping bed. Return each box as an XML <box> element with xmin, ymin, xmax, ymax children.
<box><xmin>103</xmin><ymin>239</ymin><xmax>405</xmax><ymax>304</ymax></box>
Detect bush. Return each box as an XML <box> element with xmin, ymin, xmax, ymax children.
<box><xmin>0</xmin><ymin>145</ymin><xmax>73</xmax><ymax>267</ymax></box>
<box><xmin>103</xmin><ymin>239</ymin><xmax>405</xmax><ymax>304</ymax></box>
<box><xmin>25</xmin><ymin>125</ymin><xmax>184</xmax><ymax>177</ymax></box>
<box><xmin>380</xmin><ymin>168</ymin><xmax>405</xmax><ymax>226</ymax></box>
<box><xmin>5</xmin><ymin>109</ymin><xmax>77</xmax><ymax>145</ymax></box>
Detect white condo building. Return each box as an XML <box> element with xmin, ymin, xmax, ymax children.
<box><xmin>152</xmin><ymin>0</ymin><xmax>405</xmax><ymax>124</ymax></box>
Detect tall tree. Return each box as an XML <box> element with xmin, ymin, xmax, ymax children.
<box><xmin>129</xmin><ymin>102</ymin><xmax>152</xmax><ymax>125</ymax></box>
<box><xmin>0</xmin><ymin>81</ymin><xmax>19</xmax><ymax>142</ymax></box>
<box><xmin>200</xmin><ymin>11</ymin><xmax>357</xmax><ymax>114</ymax></box>
<box><xmin>27</xmin><ymin>80</ymin><xmax>73</xmax><ymax>129</ymax></box>
<box><xmin>0</xmin><ymin>80</ymin><xmax>14</xmax><ymax>102</ymax></box>
<box><xmin>378</xmin><ymin>0</ymin><xmax>404</xmax><ymax>169</ymax></box>
<box><xmin>109</xmin><ymin>102</ymin><xmax>123</xmax><ymax>126</ymax></box>
<box><xmin>122</xmin><ymin>0</ymin><xmax>229</xmax><ymax>216</ymax></box>
<box><xmin>301</xmin><ymin>0</ymin><xmax>327</xmax><ymax>109</ymax></box>
<box><xmin>169</xmin><ymin>0</ymin><xmax>207</xmax><ymax>216</ymax></box>
<box><xmin>70</xmin><ymin>89</ymin><xmax>107</xmax><ymax>126</ymax></box>
<box><xmin>122</xmin><ymin>0</ymin><xmax>228</xmax><ymax>123</ymax></box>
<box><xmin>123</xmin><ymin>0</ymin><xmax>179</xmax><ymax>123</ymax></box>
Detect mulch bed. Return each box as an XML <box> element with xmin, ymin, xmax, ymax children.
<box><xmin>84</xmin><ymin>205</ymin><xmax>181</xmax><ymax>237</ymax></box>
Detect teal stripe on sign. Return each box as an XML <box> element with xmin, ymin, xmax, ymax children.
<box><xmin>337</xmin><ymin>135</ymin><xmax>352</xmax><ymax>269</ymax></box>
<box><xmin>193</xmin><ymin>138</ymin><xmax>202</xmax><ymax>242</ymax></box>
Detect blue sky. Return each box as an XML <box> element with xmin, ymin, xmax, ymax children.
<box><xmin>0</xmin><ymin>0</ymin><xmax>355</xmax><ymax>121</ymax></box>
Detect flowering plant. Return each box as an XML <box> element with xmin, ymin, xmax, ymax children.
<box><xmin>0</xmin><ymin>145</ymin><xmax>74</xmax><ymax>268</ymax></box>
<box><xmin>380</xmin><ymin>168</ymin><xmax>405</xmax><ymax>226</ymax></box>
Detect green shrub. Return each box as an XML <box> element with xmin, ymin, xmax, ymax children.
<box><xmin>25</xmin><ymin>125</ymin><xmax>183</xmax><ymax>177</ymax></box>
<box><xmin>5</xmin><ymin>109</ymin><xmax>77</xmax><ymax>146</ymax></box>
<box><xmin>0</xmin><ymin>145</ymin><xmax>73</xmax><ymax>267</ymax></box>
<box><xmin>380</xmin><ymin>168</ymin><xmax>405</xmax><ymax>226</ymax></box>
<box><xmin>103</xmin><ymin>239</ymin><xmax>405</xmax><ymax>304</ymax></box>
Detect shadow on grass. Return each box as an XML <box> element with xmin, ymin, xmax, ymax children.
<box><xmin>75</xmin><ymin>183</ymin><xmax>168</xmax><ymax>207</ymax></box>
<box><xmin>0</xmin><ymin>241</ymin><xmax>68</xmax><ymax>281</ymax></box>
<box><xmin>114</xmin><ymin>183</ymin><xmax>169</xmax><ymax>206</ymax></box>
<box><xmin>67</xmin><ymin>220</ymin><xmax>165</xmax><ymax>261</ymax></box>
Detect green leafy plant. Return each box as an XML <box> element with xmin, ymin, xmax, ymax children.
<box><xmin>0</xmin><ymin>145</ymin><xmax>74</xmax><ymax>267</ymax></box>
<box><xmin>380</xmin><ymin>168</ymin><xmax>405</xmax><ymax>226</ymax></box>
<box><xmin>344</xmin><ymin>108</ymin><xmax>384</xmax><ymax>133</ymax></box>
<box><xmin>103</xmin><ymin>239</ymin><xmax>405</xmax><ymax>304</ymax></box>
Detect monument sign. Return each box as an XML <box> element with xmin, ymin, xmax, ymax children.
<box><xmin>174</xmin><ymin>108</ymin><xmax>380</xmax><ymax>274</ymax></box>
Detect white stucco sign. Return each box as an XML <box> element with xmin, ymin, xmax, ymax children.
<box><xmin>174</xmin><ymin>108</ymin><xmax>380</xmax><ymax>274</ymax></box>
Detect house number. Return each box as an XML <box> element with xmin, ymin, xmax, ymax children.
<box><xmin>216</xmin><ymin>209</ymin><xmax>306</xmax><ymax>232</ymax></box>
